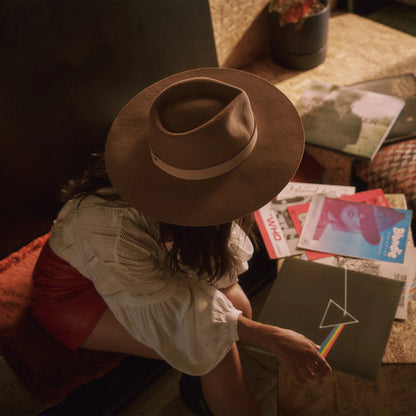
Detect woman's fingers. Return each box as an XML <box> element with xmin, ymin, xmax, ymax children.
<box><xmin>314</xmin><ymin>350</ymin><xmax>332</xmax><ymax>375</ymax></box>
<box><xmin>290</xmin><ymin>340</ymin><xmax>332</xmax><ymax>379</ymax></box>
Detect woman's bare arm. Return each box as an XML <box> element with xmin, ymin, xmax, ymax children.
<box><xmin>237</xmin><ymin>315</ymin><xmax>332</xmax><ymax>379</ymax></box>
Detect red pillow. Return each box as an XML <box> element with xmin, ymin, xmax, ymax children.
<box><xmin>0</xmin><ymin>234</ymin><xmax>125</xmax><ymax>404</ymax></box>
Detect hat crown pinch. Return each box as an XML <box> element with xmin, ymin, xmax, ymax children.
<box><xmin>148</xmin><ymin>77</ymin><xmax>257</xmax><ymax>176</ymax></box>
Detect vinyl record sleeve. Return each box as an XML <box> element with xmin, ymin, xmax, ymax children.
<box><xmin>258</xmin><ymin>258</ymin><xmax>404</xmax><ymax>380</ymax></box>
<box><xmin>297</xmin><ymin>80</ymin><xmax>405</xmax><ymax>160</ymax></box>
<box><xmin>350</xmin><ymin>73</ymin><xmax>416</xmax><ymax>145</ymax></box>
<box><xmin>298</xmin><ymin>196</ymin><xmax>412</xmax><ymax>263</ymax></box>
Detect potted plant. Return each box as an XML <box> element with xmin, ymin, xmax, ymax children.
<box><xmin>269</xmin><ymin>0</ymin><xmax>330</xmax><ymax>70</ymax></box>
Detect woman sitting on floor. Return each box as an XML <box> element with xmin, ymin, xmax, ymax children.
<box><xmin>31</xmin><ymin>68</ymin><xmax>331</xmax><ymax>416</ymax></box>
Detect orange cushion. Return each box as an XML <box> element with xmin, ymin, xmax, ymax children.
<box><xmin>0</xmin><ymin>234</ymin><xmax>125</xmax><ymax>404</ymax></box>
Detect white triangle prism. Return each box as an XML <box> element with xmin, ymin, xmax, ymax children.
<box><xmin>319</xmin><ymin>299</ymin><xmax>359</xmax><ymax>329</ymax></box>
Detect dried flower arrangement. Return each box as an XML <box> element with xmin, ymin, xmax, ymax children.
<box><xmin>269</xmin><ymin>0</ymin><xmax>327</xmax><ymax>28</ymax></box>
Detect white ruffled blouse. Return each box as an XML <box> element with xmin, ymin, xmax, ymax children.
<box><xmin>48</xmin><ymin>190</ymin><xmax>254</xmax><ymax>375</ymax></box>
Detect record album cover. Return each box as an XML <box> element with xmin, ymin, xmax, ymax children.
<box><xmin>298</xmin><ymin>196</ymin><xmax>412</xmax><ymax>263</ymax></box>
<box><xmin>258</xmin><ymin>258</ymin><xmax>404</xmax><ymax>380</ymax></box>
<box><xmin>350</xmin><ymin>73</ymin><xmax>416</xmax><ymax>145</ymax></box>
<box><xmin>297</xmin><ymin>80</ymin><xmax>405</xmax><ymax>160</ymax></box>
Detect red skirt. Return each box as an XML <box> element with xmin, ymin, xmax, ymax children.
<box><xmin>31</xmin><ymin>241</ymin><xmax>107</xmax><ymax>351</ymax></box>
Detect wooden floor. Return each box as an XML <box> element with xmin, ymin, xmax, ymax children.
<box><xmin>115</xmin><ymin>280</ymin><xmax>279</xmax><ymax>416</ymax></box>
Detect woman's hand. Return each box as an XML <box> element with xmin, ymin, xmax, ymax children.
<box><xmin>268</xmin><ymin>326</ymin><xmax>331</xmax><ymax>379</ymax></box>
<box><xmin>237</xmin><ymin>315</ymin><xmax>332</xmax><ymax>380</ymax></box>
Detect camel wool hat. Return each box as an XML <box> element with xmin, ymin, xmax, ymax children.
<box><xmin>105</xmin><ymin>67</ymin><xmax>304</xmax><ymax>226</ymax></box>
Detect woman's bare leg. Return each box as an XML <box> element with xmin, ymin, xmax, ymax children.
<box><xmin>194</xmin><ymin>283</ymin><xmax>260</xmax><ymax>415</ymax></box>
<box><xmin>201</xmin><ymin>343</ymin><xmax>260</xmax><ymax>416</ymax></box>
<box><xmin>80</xmin><ymin>308</ymin><xmax>161</xmax><ymax>359</ymax></box>
<box><xmin>81</xmin><ymin>284</ymin><xmax>258</xmax><ymax>415</ymax></box>
<box><xmin>81</xmin><ymin>283</ymin><xmax>250</xmax><ymax>357</ymax></box>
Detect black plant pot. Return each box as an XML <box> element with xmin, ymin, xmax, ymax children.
<box><xmin>270</xmin><ymin>2</ymin><xmax>330</xmax><ymax>70</ymax></box>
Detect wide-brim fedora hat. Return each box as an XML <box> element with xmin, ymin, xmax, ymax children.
<box><xmin>105</xmin><ymin>67</ymin><xmax>304</xmax><ymax>226</ymax></box>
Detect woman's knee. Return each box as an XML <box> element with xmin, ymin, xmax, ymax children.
<box><xmin>220</xmin><ymin>283</ymin><xmax>252</xmax><ymax>319</ymax></box>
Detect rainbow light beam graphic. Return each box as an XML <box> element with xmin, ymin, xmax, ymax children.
<box><xmin>319</xmin><ymin>323</ymin><xmax>345</xmax><ymax>358</ymax></box>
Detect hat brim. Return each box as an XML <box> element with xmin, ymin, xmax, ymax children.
<box><xmin>105</xmin><ymin>68</ymin><xmax>304</xmax><ymax>226</ymax></box>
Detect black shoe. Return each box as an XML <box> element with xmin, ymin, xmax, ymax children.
<box><xmin>179</xmin><ymin>374</ymin><xmax>213</xmax><ymax>416</ymax></box>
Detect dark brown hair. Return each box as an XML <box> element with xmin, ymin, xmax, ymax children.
<box><xmin>161</xmin><ymin>215</ymin><xmax>255</xmax><ymax>282</ymax></box>
<box><xmin>60</xmin><ymin>152</ymin><xmax>115</xmax><ymax>202</ymax></box>
<box><xmin>61</xmin><ymin>152</ymin><xmax>255</xmax><ymax>282</ymax></box>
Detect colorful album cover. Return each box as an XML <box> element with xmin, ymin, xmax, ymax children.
<box><xmin>288</xmin><ymin>189</ymin><xmax>390</xmax><ymax>261</ymax></box>
<box><xmin>255</xmin><ymin>183</ymin><xmax>356</xmax><ymax>259</ymax></box>
<box><xmin>298</xmin><ymin>195</ymin><xmax>412</xmax><ymax>263</ymax></box>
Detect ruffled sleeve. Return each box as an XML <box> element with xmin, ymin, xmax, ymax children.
<box><xmin>107</xmin><ymin>279</ymin><xmax>241</xmax><ymax>375</ymax></box>
<box><xmin>213</xmin><ymin>222</ymin><xmax>254</xmax><ymax>289</ymax></box>
<box><xmin>62</xmin><ymin>199</ymin><xmax>246</xmax><ymax>375</ymax></box>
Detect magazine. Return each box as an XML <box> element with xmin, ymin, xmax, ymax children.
<box><xmin>287</xmin><ymin>201</ymin><xmax>333</xmax><ymax>261</ymax></box>
<box><xmin>340</xmin><ymin>188</ymin><xmax>389</xmax><ymax>207</ymax></box>
<box><xmin>298</xmin><ymin>195</ymin><xmax>413</xmax><ymax>263</ymax></box>
<box><xmin>296</xmin><ymin>80</ymin><xmax>406</xmax><ymax>160</ymax></box>
<box><xmin>350</xmin><ymin>73</ymin><xmax>416</xmax><ymax>145</ymax></box>
<box><xmin>256</xmin><ymin>193</ymin><xmax>340</xmax><ymax>259</ymax></box>
<box><xmin>255</xmin><ymin>182</ymin><xmax>356</xmax><ymax>259</ymax></box>
<box><xmin>258</xmin><ymin>257</ymin><xmax>404</xmax><ymax>380</ymax></box>
<box><xmin>287</xmin><ymin>189</ymin><xmax>390</xmax><ymax>261</ymax></box>
<box><xmin>276</xmin><ymin>182</ymin><xmax>355</xmax><ymax>200</ymax></box>
<box><xmin>315</xmin><ymin>192</ymin><xmax>416</xmax><ymax>319</ymax></box>
<box><xmin>385</xmin><ymin>193</ymin><xmax>415</xmax><ymax>245</ymax></box>
<box><xmin>254</xmin><ymin>206</ymin><xmax>292</xmax><ymax>259</ymax></box>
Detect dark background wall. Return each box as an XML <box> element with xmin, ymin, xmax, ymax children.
<box><xmin>0</xmin><ymin>0</ymin><xmax>218</xmax><ymax>257</ymax></box>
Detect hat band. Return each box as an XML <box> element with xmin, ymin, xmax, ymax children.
<box><xmin>150</xmin><ymin>124</ymin><xmax>258</xmax><ymax>181</ymax></box>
